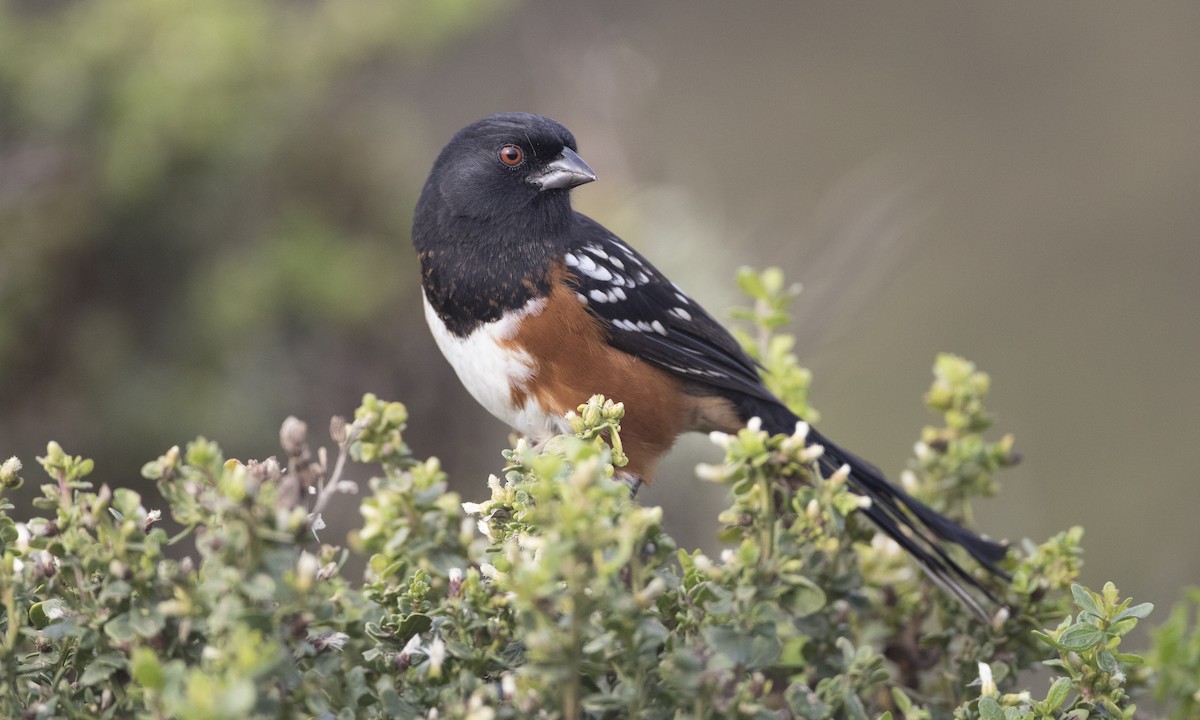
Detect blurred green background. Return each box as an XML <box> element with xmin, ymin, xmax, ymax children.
<box><xmin>2</xmin><ymin>1</ymin><xmax>1198</xmax><ymax>618</ymax></box>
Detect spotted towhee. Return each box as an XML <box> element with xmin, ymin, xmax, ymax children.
<box><xmin>413</xmin><ymin>112</ymin><xmax>1007</xmax><ymax>612</ymax></box>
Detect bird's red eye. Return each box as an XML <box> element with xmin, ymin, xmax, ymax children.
<box><xmin>498</xmin><ymin>145</ymin><xmax>524</xmax><ymax>167</ymax></box>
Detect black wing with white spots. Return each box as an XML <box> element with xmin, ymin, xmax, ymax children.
<box><xmin>564</xmin><ymin>214</ymin><xmax>777</xmax><ymax>404</ymax></box>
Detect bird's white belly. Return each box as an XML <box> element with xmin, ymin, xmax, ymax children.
<box><xmin>422</xmin><ymin>292</ymin><xmax>567</xmax><ymax>441</ymax></box>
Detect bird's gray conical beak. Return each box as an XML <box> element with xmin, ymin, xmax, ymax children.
<box><xmin>530</xmin><ymin>147</ymin><xmax>596</xmax><ymax>191</ymax></box>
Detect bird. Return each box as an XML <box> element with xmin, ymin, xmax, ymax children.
<box><xmin>412</xmin><ymin>112</ymin><xmax>1007</xmax><ymax>612</ymax></box>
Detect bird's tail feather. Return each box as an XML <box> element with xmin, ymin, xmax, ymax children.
<box><xmin>749</xmin><ymin>399</ymin><xmax>1008</xmax><ymax>617</ymax></box>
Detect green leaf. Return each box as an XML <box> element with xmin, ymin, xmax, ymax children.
<box><xmin>129</xmin><ymin>606</ymin><xmax>166</xmax><ymax>638</ymax></box>
<box><xmin>1111</xmin><ymin>602</ymin><xmax>1153</xmax><ymax>623</ymax></box>
<box><xmin>781</xmin><ymin>575</ymin><xmax>826</xmax><ymax>617</ymax></box>
<box><xmin>74</xmin><ymin>652</ymin><xmax>125</xmax><ymax>686</ymax></box>
<box><xmin>702</xmin><ymin>626</ymin><xmax>781</xmax><ymax>669</ymax></box>
<box><xmin>396</xmin><ymin>613</ymin><xmax>433</xmax><ymax>642</ymax></box>
<box><xmin>131</xmin><ymin>648</ymin><xmax>165</xmax><ymax>690</ymax></box>
<box><xmin>978</xmin><ymin>696</ymin><xmax>1005</xmax><ymax>720</ymax></box>
<box><xmin>736</xmin><ymin>266</ymin><xmax>766</xmax><ymax>299</ymax></box>
<box><xmin>1096</xmin><ymin>650</ymin><xmax>1118</xmax><ymax>673</ymax></box>
<box><xmin>79</xmin><ymin>663</ymin><xmax>119</xmax><ymax>686</ymax></box>
<box><xmin>28</xmin><ymin>599</ymin><xmax>68</xmax><ymax>629</ymax></box>
<box><xmin>786</xmin><ymin>684</ymin><xmax>829</xmax><ymax>717</ymax></box>
<box><xmin>1058</xmin><ymin>622</ymin><xmax>1106</xmax><ymax>650</ymax></box>
<box><xmin>1043</xmin><ymin>676</ymin><xmax>1071</xmax><ymax>711</ymax></box>
<box><xmin>104</xmin><ymin>613</ymin><xmax>137</xmax><ymax>643</ymax></box>
<box><xmin>1072</xmin><ymin>584</ymin><xmax>1102</xmax><ymax>618</ymax></box>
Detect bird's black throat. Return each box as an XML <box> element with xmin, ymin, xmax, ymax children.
<box><xmin>414</xmin><ymin>194</ymin><xmax>574</xmax><ymax>337</ymax></box>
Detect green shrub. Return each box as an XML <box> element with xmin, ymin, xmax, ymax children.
<box><xmin>1</xmin><ymin>269</ymin><xmax>1196</xmax><ymax>718</ymax></box>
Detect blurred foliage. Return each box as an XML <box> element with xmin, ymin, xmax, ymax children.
<box><xmin>0</xmin><ymin>0</ymin><xmax>503</xmax><ymax>472</ymax></box>
<box><xmin>730</xmin><ymin>266</ymin><xmax>818</xmax><ymax>425</ymax></box>
<box><xmin>3</xmin><ymin>269</ymin><xmax>1196</xmax><ymax>718</ymax></box>
<box><xmin>1149</xmin><ymin>587</ymin><xmax>1200</xmax><ymax>720</ymax></box>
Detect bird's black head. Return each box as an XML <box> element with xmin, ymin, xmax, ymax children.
<box><xmin>412</xmin><ymin>113</ymin><xmax>597</xmax><ymax>332</ymax></box>
<box><xmin>415</xmin><ymin>112</ymin><xmax>596</xmax><ymax>230</ymax></box>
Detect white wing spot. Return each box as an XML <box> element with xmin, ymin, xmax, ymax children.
<box><xmin>609</xmin><ymin>255</ymin><xmax>624</xmax><ymax>270</ymax></box>
<box><xmin>635</xmin><ymin>272</ymin><xmax>650</xmax><ymax>284</ymax></box>
<box><xmin>589</xmin><ymin>289</ymin><xmax>609</xmax><ymax>303</ymax></box>
<box><xmin>564</xmin><ymin>253</ymin><xmax>580</xmax><ymax>268</ymax></box>
<box><xmin>611</xmin><ymin>286</ymin><xmax>626</xmax><ymax>301</ymax></box>
<box><xmin>585</xmin><ymin>244</ymin><xmax>609</xmax><ymax>261</ymax></box>
<box><xmin>674</xmin><ymin>292</ymin><xmax>690</xmax><ymax>305</ymax></box>
<box><xmin>582</xmin><ymin>263</ymin><xmax>612</xmax><ymax>282</ymax></box>
<box><xmin>574</xmin><ymin>292</ymin><xmax>587</xmax><ymax>304</ymax></box>
<box><xmin>576</xmin><ymin>253</ymin><xmax>598</xmax><ymax>273</ymax></box>
<box><xmin>669</xmin><ymin>307</ymin><xmax>692</xmax><ymax>321</ymax></box>
<box><xmin>651</xmin><ymin>320</ymin><xmax>667</xmax><ymax>335</ymax></box>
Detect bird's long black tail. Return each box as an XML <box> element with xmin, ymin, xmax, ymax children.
<box><xmin>746</xmin><ymin>398</ymin><xmax>1009</xmax><ymax>617</ymax></box>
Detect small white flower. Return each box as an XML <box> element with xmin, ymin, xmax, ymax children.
<box><xmin>465</xmin><ymin>692</ymin><xmax>495</xmax><ymax>720</ymax></box>
<box><xmin>461</xmin><ymin>501</ymin><xmax>484</xmax><ymax>515</ymax></box>
<box><xmin>792</xmin><ymin>421</ymin><xmax>810</xmax><ymax>441</ymax></box>
<box><xmin>873</xmin><ymin>535</ymin><xmax>901</xmax><ymax>558</ymax></box>
<box><xmin>900</xmin><ymin>470</ymin><xmax>919</xmax><ymax>492</ymax></box>
<box><xmin>978</xmin><ymin>662</ymin><xmax>997</xmax><ymax>698</ymax></box>
<box><xmin>991</xmin><ymin>606</ymin><xmax>1010</xmax><ymax>631</ymax></box>
<box><xmin>855</xmin><ymin>495</ymin><xmax>873</xmax><ymax>510</ymax></box>
<box><xmin>720</xmin><ymin>548</ymin><xmax>735</xmax><ymax>564</ymax></box>
<box><xmin>694</xmin><ymin>463</ymin><xmax>723</xmax><ymax>481</ymax></box>
<box><xmin>800</xmin><ymin>444</ymin><xmax>825</xmax><ymax>462</ymax></box>
<box><xmin>1</xmin><ymin>456</ymin><xmax>21</xmax><ymax>479</ymax></box>
<box><xmin>637</xmin><ymin>577</ymin><xmax>667</xmax><ymax>603</ymax></box>
<box><xmin>297</xmin><ymin>551</ymin><xmax>320</xmax><ymax>584</ymax></box>
<box><xmin>830</xmin><ymin>463</ymin><xmax>851</xmax><ymax>484</ymax></box>
<box><xmin>427</xmin><ymin>636</ymin><xmax>446</xmax><ymax>673</ymax></box>
<box><xmin>500</xmin><ymin>672</ymin><xmax>517</xmax><ymax>700</ymax></box>
<box><xmin>401</xmin><ymin>634</ymin><xmax>423</xmax><ymax>656</ymax></box>
<box><xmin>914</xmin><ymin>441</ymin><xmax>931</xmax><ymax>460</ymax></box>
<box><xmin>746</xmin><ymin>417</ymin><xmax>762</xmax><ymax>432</ymax></box>
<box><xmin>516</xmin><ymin>534</ymin><xmax>544</xmax><ymax>552</ymax></box>
<box><xmin>479</xmin><ymin>563</ymin><xmax>500</xmax><ymax>581</ymax></box>
<box><xmin>487</xmin><ymin>474</ymin><xmax>502</xmax><ymax>493</ymax></box>
<box><xmin>317</xmin><ymin>562</ymin><xmax>338</xmax><ymax>581</ymax></box>
<box><xmin>806</xmin><ymin>499</ymin><xmax>821</xmax><ymax>520</ymax></box>
<box><xmin>693</xmin><ymin>554</ymin><xmax>714</xmax><ymax>573</ymax></box>
<box><xmin>308</xmin><ymin>513</ymin><xmax>326</xmax><ymax>532</ymax></box>
<box><xmin>318</xmin><ymin>632</ymin><xmax>349</xmax><ymax>652</ymax></box>
<box><xmin>476</xmin><ymin>519</ymin><xmax>491</xmax><ymax>537</ymax></box>
<box><xmin>708</xmin><ymin>431</ymin><xmax>730</xmax><ymax>448</ymax></box>
<box><xmin>448</xmin><ymin>568</ymin><xmax>463</xmax><ymax>583</ymax></box>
